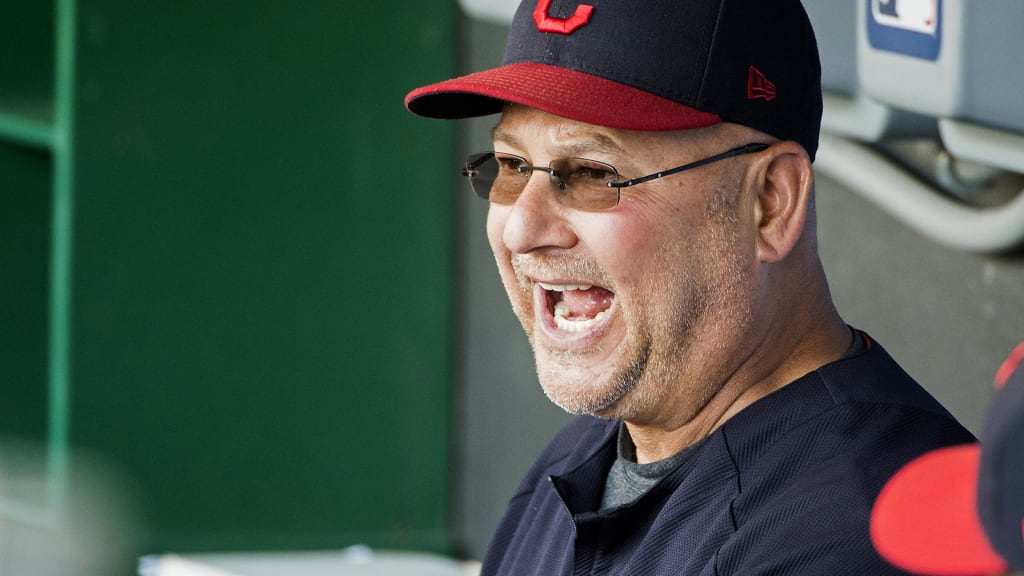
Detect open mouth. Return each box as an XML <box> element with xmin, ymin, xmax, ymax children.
<box><xmin>539</xmin><ymin>282</ymin><xmax>615</xmax><ymax>333</ymax></box>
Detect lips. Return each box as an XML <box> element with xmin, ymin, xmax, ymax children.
<box><xmin>539</xmin><ymin>282</ymin><xmax>615</xmax><ymax>333</ymax></box>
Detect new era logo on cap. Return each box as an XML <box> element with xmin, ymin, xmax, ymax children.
<box><xmin>748</xmin><ymin>66</ymin><xmax>777</xmax><ymax>101</ymax></box>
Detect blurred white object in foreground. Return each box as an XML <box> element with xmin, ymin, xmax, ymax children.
<box><xmin>139</xmin><ymin>546</ymin><xmax>481</xmax><ymax>576</ymax></box>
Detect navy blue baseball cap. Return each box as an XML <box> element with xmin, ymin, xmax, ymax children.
<box><xmin>405</xmin><ymin>0</ymin><xmax>823</xmax><ymax>160</ymax></box>
<box><xmin>871</xmin><ymin>342</ymin><xmax>1024</xmax><ymax>575</ymax></box>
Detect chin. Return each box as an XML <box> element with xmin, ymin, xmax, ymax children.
<box><xmin>535</xmin><ymin>353</ymin><xmax>646</xmax><ymax>418</ymax></box>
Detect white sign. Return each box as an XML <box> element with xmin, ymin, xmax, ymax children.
<box><xmin>872</xmin><ymin>0</ymin><xmax>938</xmax><ymax>36</ymax></box>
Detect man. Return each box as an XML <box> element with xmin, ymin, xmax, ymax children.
<box><xmin>872</xmin><ymin>343</ymin><xmax>1024</xmax><ymax>576</ymax></box>
<box><xmin>405</xmin><ymin>0</ymin><xmax>974</xmax><ymax>573</ymax></box>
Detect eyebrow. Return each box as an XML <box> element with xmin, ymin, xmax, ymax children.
<box><xmin>491</xmin><ymin>125</ymin><xmax>522</xmax><ymax>149</ymax></box>
<box><xmin>491</xmin><ymin>124</ymin><xmax>627</xmax><ymax>158</ymax></box>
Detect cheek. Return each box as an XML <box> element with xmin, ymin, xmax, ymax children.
<box><xmin>595</xmin><ymin>205</ymin><xmax>686</xmax><ymax>277</ymax></box>
<box><xmin>603</xmin><ymin>202</ymin><xmax>745</xmax><ymax>317</ymax></box>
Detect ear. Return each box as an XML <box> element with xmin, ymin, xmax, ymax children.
<box><xmin>751</xmin><ymin>142</ymin><xmax>813</xmax><ymax>263</ymax></box>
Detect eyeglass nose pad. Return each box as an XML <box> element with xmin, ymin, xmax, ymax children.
<box><xmin>549</xmin><ymin>169</ymin><xmax>568</xmax><ymax>192</ymax></box>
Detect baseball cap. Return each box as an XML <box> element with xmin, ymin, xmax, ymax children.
<box><xmin>870</xmin><ymin>342</ymin><xmax>1024</xmax><ymax>575</ymax></box>
<box><xmin>404</xmin><ymin>0</ymin><xmax>823</xmax><ymax>160</ymax></box>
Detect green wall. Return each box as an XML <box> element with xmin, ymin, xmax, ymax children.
<box><xmin>1</xmin><ymin>0</ymin><xmax>458</xmax><ymax>561</ymax></box>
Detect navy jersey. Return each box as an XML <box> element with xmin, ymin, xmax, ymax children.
<box><xmin>481</xmin><ymin>335</ymin><xmax>975</xmax><ymax>575</ymax></box>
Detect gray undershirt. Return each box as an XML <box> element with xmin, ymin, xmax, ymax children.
<box><xmin>600</xmin><ymin>425</ymin><xmax>703</xmax><ymax>510</ymax></box>
<box><xmin>599</xmin><ymin>328</ymin><xmax>867</xmax><ymax>511</ymax></box>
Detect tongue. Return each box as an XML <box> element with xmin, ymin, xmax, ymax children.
<box><xmin>561</xmin><ymin>287</ymin><xmax>614</xmax><ymax>319</ymax></box>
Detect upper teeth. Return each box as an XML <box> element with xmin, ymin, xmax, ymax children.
<box><xmin>538</xmin><ymin>282</ymin><xmax>592</xmax><ymax>292</ymax></box>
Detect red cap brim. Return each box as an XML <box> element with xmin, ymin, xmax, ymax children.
<box><xmin>870</xmin><ymin>444</ymin><xmax>1009</xmax><ymax>575</ymax></box>
<box><xmin>405</xmin><ymin>62</ymin><xmax>721</xmax><ymax>132</ymax></box>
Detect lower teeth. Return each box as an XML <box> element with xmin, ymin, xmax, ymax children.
<box><xmin>553</xmin><ymin>301</ymin><xmax>606</xmax><ymax>332</ymax></box>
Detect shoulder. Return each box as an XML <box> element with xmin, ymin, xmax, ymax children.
<box><xmin>713</xmin><ymin>333</ymin><xmax>973</xmax><ymax>574</ymax></box>
<box><xmin>724</xmin><ymin>333</ymin><xmax>971</xmax><ymax>458</ymax></box>
<box><xmin>481</xmin><ymin>416</ymin><xmax>616</xmax><ymax>575</ymax></box>
<box><xmin>816</xmin><ymin>332</ymin><xmax>960</xmax><ymax>417</ymax></box>
<box><xmin>724</xmin><ymin>333</ymin><xmax>973</xmax><ymax>499</ymax></box>
<box><xmin>507</xmin><ymin>415</ymin><xmax>616</xmax><ymax>498</ymax></box>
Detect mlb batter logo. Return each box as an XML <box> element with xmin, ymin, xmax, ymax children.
<box><xmin>867</xmin><ymin>0</ymin><xmax>942</xmax><ymax>61</ymax></box>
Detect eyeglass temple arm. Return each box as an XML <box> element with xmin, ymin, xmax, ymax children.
<box><xmin>462</xmin><ymin>152</ymin><xmax>496</xmax><ymax>177</ymax></box>
<box><xmin>609</xmin><ymin>143</ymin><xmax>770</xmax><ymax>189</ymax></box>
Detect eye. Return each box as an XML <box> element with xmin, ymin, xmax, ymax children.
<box><xmin>494</xmin><ymin>153</ymin><xmax>527</xmax><ymax>174</ymax></box>
<box><xmin>564</xmin><ymin>158</ymin><xmax>617</xmax><ymax>184</ymax></box>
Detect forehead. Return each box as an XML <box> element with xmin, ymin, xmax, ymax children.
<box><xmin>491</xmin><ymin>105</ymin><xmax>698</xmax><ymax>158</ymax></box>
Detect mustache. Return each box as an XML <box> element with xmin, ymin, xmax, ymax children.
<box><xmin>511</xmin><ymin>253</ymin><xmax>614</xmax><ymax>289</ymax></box>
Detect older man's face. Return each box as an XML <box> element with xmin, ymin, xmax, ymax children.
<box><xmin>485</xmin><ymin>105</ymin><xmax>763</xmax><ymax>428</ymax></box>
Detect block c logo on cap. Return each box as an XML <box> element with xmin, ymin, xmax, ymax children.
<box><xmin>534</xmin><ymin>0</ymin><xmax>594</xmax><ymax>35</ymax></box>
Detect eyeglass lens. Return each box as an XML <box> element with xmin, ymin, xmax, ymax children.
<box><xmin>462</xmin><ymin>143</ymin><xmax>767</xmax><ymax>212</ymax></box>
<box><xmin>463</xmin><ymin>152</ymin><xmax>622</xmax><ymax>211</ymax></box>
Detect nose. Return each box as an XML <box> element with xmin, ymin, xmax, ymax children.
<box><xmin>493</xmin><ymin>169</ymin><xmax>578</xmax><ymax>255</ymax></box>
